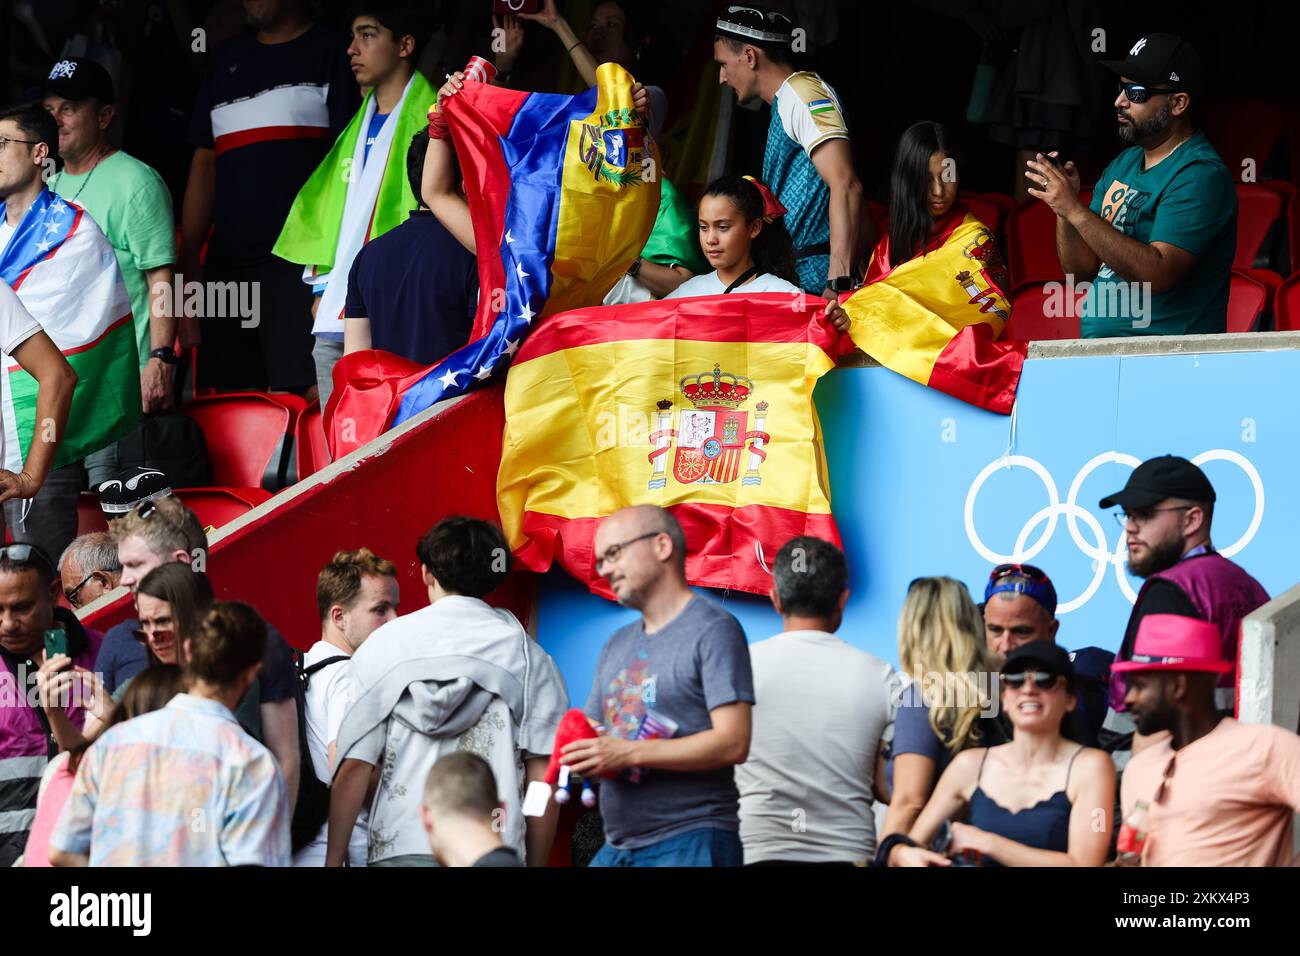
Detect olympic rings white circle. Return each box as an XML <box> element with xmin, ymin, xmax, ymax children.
<box><xmin>964</xmin><ymin>450</ymin><xmax>1265</xmax><ymax>612</ymax></box>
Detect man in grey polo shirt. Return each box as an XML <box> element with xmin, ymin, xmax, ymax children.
<box><xmin>737</xmin><ymin>536</ymin><xmax>899</xmax><ymax>865</ymax></box>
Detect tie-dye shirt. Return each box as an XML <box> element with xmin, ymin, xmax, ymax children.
<box><xmin>50</xmin><ymin>693</ymin><xmax>290</xmax><ymax>867</ymax></box>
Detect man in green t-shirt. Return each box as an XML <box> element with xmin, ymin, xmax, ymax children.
<box><xmin>43</xmin><ymin>56</ymin><xmax>177</xmax><ymax>485</ymax></box>
<box><xmin>1025</xmin><ymin>34</ymin><xmax>1236</xmax><ymax>338</ymax></box>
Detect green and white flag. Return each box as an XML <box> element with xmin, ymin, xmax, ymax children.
<box><xmin>273</xmin><ymin>71</ymin><xmax>436</xmax><ymax>336</ymax></box>
<box><xmin>0</xmin><ymin>189</ymin><xmax>140</xmax><ymax>471</ymax></box>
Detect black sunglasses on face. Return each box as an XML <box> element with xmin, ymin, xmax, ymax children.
<box><xmin>1118</xmin><ymin>80</ymin><xmax>1181</xmax><ymax>103</ymax></box>
<box><xmin>1002</xmin><ymin>670</ymin><xmax>1063</xmax><ymax>691</ymax></box>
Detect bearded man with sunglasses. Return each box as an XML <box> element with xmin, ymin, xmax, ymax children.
<box><xmin>1099</xmin><ymin>456</ymin><xmax>1268</xmax><ymax>748</ymax></box>
<box><xmin>1027</xmin><ymin>34</ymin><xmax>1236</xmax><ymax>338</ymax></box>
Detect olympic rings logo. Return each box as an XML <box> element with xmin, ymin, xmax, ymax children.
<box><xmin>964</xmin><ymin>450</ymin><xmax>1264</xmax><ymax>614</ymax></box>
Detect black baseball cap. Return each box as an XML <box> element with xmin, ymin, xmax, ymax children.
<box><xmin>98</xmin><ymin>467</ymin><xmax>172</xmax><ymax>516</ymax></box>
<box><xmin>1002</xmin><ymin>640</ymin><xmax>1075</xmax><ymax>685</ymax></box>
<box><xmin>44</xmin><ymin>56</ymin><xmax>115</xmax><ymax>105</ymax></box>
<box><xmin>1102</xmin><ymin>33</ymin><xmax>1204</xmax><ymax>93</ymax></box>
<box><xmin>1098</xmin><ymin>455</ymin><xmax>1216</xmax><ymax>511</ymax></box>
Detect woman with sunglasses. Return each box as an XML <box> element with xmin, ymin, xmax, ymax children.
<box><xmin>877</xmin><ymin>577</ymin><xmax>1004</xmax><ymax>856</ymax></box>
<box><xmin>887</xmin><ymin>641</ymin><xmax>1114</xmax><ymax>867</ymax></box>
<box><xmin>120</xmin><ymin>562</ymin><xmax>215</xmax><ymax>689</ymax></box>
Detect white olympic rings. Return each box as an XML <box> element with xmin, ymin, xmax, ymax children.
<box><xmin>964</xmin><ymin>450</ymin><xmax>1264</xmax><ymax>613</ymax></box>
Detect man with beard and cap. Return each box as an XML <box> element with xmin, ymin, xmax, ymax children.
<box><xmin>1026</xmin><ymin>33</ymin><xmax>1237</xmax><ymax>337</ymax></box>
<box><xmin>1099</xmin><ymin>455</ymin><xmax>1269</xmax><ymax>754</ymax></box>
<box><xmin>1116</xmin><ymin>615</ymin><xmax>1300</xmax><ymax>866</ymax></box>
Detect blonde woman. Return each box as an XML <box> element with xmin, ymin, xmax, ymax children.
<box><xmin>877</xmin><ymin>577</ymin><xmax>1003</xmax><ymax>862</ymax></box>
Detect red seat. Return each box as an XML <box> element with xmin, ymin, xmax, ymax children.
<box><xmin>179</xmin><ymin>392</ymin><xmax>303</xmax><ymax>490</ymax></box>
<box><xmin>294</xmin><ymin>401</ymin><xmax>332</xmax><ymax>480</ymax></box>
<box><xmin>1290</xmin><ymin>191</ymin><xmax>1300</xmax><ymax>279</ymax></box>
<box><xmin>1274</xmin><ymin>272</ymin><xmax>1300</xmax><ymax>331</ymax></box>
<box><xmin>76</xmin><ymin>493</ymin><xmax>109</xmax><ymax>536</ymax></box>
<box><xmin>1006</xmin><ymin>192</ymin><xmax>1091</xmax><ymax>287</ymax></box>
<box><xmin>1227</xmin><ymin>270</ymin><xmax>1267</xmax><ymax>333</ymax></box>
<box><xmin>959</xmin><ymin>193</ymin><xmax>1004</xmax><ymax>234</ymax></box>
<box><xmin>1005</xmin><ymin>281</ymin><xmax>1083</xmax><ymax>341</ymax></box>
<box><xmin>173</xmin><ymin>487</ymin><xmax>272</xmax><ymax>530</ymax></box>
<box><xmin>1202</xmin><ymin>98</ymin><xmax>1288</xmax><ymax>185</ymax></box>
<box><xmin>1235</xmin><ymin>183</ymin><xmax>1284</xmax><ymax>270</ymax></box>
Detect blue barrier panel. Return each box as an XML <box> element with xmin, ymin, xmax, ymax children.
<box><xmin>537</xmin><ymin>342</ymin><xmax>1298</xmax><ymax>705</ymax></box>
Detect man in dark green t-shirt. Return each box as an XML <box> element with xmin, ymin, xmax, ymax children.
<box><xmin>1025</xmin><ymin>34</ymin><xmax>1236</xmax><ymax>338</ymax></box>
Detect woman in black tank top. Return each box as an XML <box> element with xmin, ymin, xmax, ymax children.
<box><xmin>888</xmin><ymin>641</ymin><xmax>1115</xmax><ymax>867</ymax></box>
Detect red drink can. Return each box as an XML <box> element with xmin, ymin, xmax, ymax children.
<box><xmin>463</xmin><ymin>56</ymin><xmax>498</xmax><ymax>85</ymax></box>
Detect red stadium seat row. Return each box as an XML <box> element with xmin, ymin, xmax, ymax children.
<box><xmin>72</xmin><ymin>395</ymin><xmax>333</xmax><ymax>537</ymax></box>
<box><xmin>1005</xmin><ymin>269</ymin><xmax>1271</xmax><ymax>343</ymax></box>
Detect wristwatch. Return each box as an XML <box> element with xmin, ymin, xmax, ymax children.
<box><xmin>149</xmin><ymin>346</ymin><xmax>179</xmax><ymax>365</ymax></box>
<box><xmin>626</xmin><ymin>257</ymin><xmax>643</xmax><ymax>279</ymax></box>
<box><xmin>828</xmin><ymin>275</ymin><xmax>856</xmax><ymax>293</ymax></box>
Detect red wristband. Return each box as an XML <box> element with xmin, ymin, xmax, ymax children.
<box><xmin>427</xmin><ymin>108</ymin><xmax>450</xmax><ymax>140</ymax></box>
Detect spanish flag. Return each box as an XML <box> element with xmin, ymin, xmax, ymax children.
<box><xmin>497</xmin><ymin>294</ymin><xmax>845</xmax><ymax>597</ymax></box>
<box><xmin>841</xmin><ymin>206</ymin><xmax>1026</xmax><ymax>414</ymax></box>
<box><xmin>324</xmin><ymin>63</ymin><xmax>660</xmax><ymax>458</ymax></box>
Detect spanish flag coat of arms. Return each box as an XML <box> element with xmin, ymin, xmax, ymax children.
<box><xmin>497</xmin><ymin>294</ymin><xmax>846</xmax><ymax>597</ymax></box>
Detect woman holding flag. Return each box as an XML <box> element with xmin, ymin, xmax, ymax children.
<box><xmin>834</xmin><ymin>120</ymin><xmax>1024</xmax><ymax>414</ymax></box>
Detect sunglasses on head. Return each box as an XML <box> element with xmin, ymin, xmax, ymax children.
<box><xmin>1118</xmin><ymin>80</ymin><xmax>1181</xmax><ymax>103</ymax></box>
<box><xmin>1002</xmin><ymin>670</ymin><xmax>1063</xmax><ymax>691</ymax></box>
<box><xmin>0</xmin><ymin>542</ymin><xmax>56</xmax><ymax>578</ymax></box>
<box><xmin>989</xmin><ymin>563</ymin><xmax>1049</xmax><ymax>584</ymax></box>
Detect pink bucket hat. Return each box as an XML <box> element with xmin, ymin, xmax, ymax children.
<box><xmin>1111</xmin><ymin>614</ymin><xmax>1232</xmax><ymax>674</ymax></box>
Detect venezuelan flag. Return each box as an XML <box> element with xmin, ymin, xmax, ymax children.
<box><xmin>324</xmin><ymin>63</ymin><xmax>660</xmax><ymax>458</ymax></box>
<box><xmin>497</xmin><ymin>294</ymin><xmax>846</xmax><ymax>597</ymax></box>
<box><xmin>841</xmin><ymin>206</ymin><xmax>1026</xmax><ymax>414</ymax></box>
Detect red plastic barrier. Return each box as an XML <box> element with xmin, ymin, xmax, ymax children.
<box><xmin>83</xmin><ymin>385</ymin><xmax>533</xmax><ymax>649</ymax></box>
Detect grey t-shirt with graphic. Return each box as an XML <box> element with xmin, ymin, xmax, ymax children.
<box><xmin>584</xmin><ymin>596</ymin><xmax>754</xmax><ymax>850</ymax></box>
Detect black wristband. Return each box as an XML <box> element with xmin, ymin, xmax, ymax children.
<box><xmin>872</xmin><ymin>833</ymin><xmax>919</xmax><ymax>867</ymax></box>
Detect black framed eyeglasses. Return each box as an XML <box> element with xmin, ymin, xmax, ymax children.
<box><xmin>1112</xmin><ymin>505</ymin><xmax>1192</xmax><ymax>528</ymax></box>
<box><xmin>0</xmin><ymin>542</ymin><xmax>57</xmax><ymax>578</ymax></box>
<box><xmin>64</xmin><ymin>572</ymin><xmax>97</xmax><ymax>608</ymax></box>
<box><xmin>0</xmin><ymin>136</ymin><xmax>41</xmax><ymax>152</ymax></box>
<box><xmin>1001</xmin><ymin>670</ymin><xmax>1063</xmax><ymax>691</ymax></box>
<box><xmin>594</xmin><ymin>531</ymin><xmax>662</xmax><ymax>571</ymax></box>
<box><xmin>1118</xmin><ymin>80</ymin><xmax>1181</xmax><ymax>104</ymax></box>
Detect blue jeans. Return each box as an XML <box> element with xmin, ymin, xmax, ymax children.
<box><xmin>589</xmin><ymin>828</ymin><xmax>743</xmax><ymax>867</ymax></box>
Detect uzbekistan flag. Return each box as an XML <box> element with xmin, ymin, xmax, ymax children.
<box><xmin>326</xmin><ymin>63</ymin><xmax>660</xmax><ymax>458</ymax></box>
<box><xmin>841</xmin><ymin>206</ymin><xmax>1026</xmax><ymax>414</ymax></box>
<box><xmin>0</xmin><ymin>190</ymin><xmax>140</xmax><ymax>471</ymax></box>
<box><xmin>497</xmin><ymin>294</ymin><xmax>845</xmax><ymax>597</ymax></box>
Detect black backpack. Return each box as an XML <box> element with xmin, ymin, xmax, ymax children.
<box><xmin>116</xmin><ymin>412</ymin><xmax>212</xmax><ymax>488</ymax></box>
<box><xmin>289</xmin><ymin>652</ymin><xmax>350</xmax><ymax>854</ymax></box>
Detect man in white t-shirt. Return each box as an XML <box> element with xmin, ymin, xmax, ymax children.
<box><xmin>293</xmin><ymin>547</ymin><xmax>400</xmax><ymax>866</ymax></box>
<box><xmin>327</xmin><ymin>517</ymin><xmax>568</xmax><ymax>867</ymax></box>
<box><xmin>713</xmin><ymin>6</ymin><xmax>865</xmax><ymax>297</ymax></box>
<box><xmin>737</xmin><ymin>536</ymin><xmax>899</xmax><ymax>865</ymax></box>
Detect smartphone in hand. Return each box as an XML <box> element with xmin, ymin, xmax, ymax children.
<box><xmin>43</xmin><ymin>627</ymin><xmax>70</xmax><ymax>662</ymax></box>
